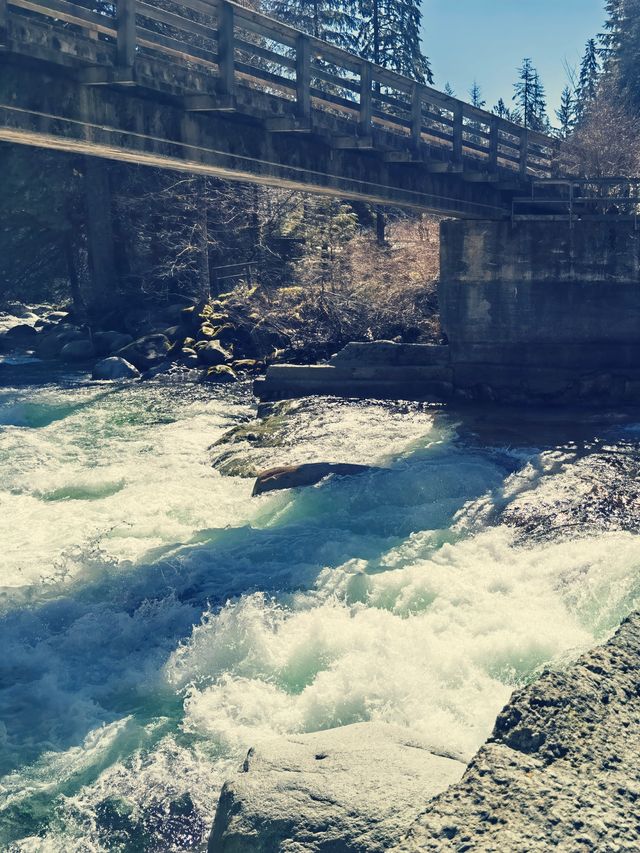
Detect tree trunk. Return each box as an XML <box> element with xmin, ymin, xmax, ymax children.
<box><xmin>195</xmin><ymin>177</ymin><xmax>211</xmax><ymax>298</ymax></box>
<box><xmin>83</xmin><ymin>156</ymin><xmax>117</xmax><ymax>316</ymax></box>
<box><xmin>376</xmin><ymin>208</ymin><xmax>386</xmax><ymax>245</ymax></box>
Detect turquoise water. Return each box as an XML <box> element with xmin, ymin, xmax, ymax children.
<box><xmin>2</xmin><ymin>355</ymin><xmax>640</xmax><ymax>851</ymax></box>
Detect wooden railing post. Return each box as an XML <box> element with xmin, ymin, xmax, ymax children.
<box><xmin>452</xmin><ymin>101</ymin><xmax>463</xmax><ymax>163</ymax></box>
<box><xmin>0</xmin><ymin>0</ymin><xmax>8</xmax><ymax>49</ymax></box>
<box><xmin>519</xmin><ymin>128</ymin><xmax>529</xmax><ymax>178</ymax></box>
<box><xmin>489</xmin><ymin>115</ymin><xmax>499</xmax><ymax>171</ymax></box>
<box><xmin>295</xmin><ymin>34</ymin><xmax>311</xmax><ymax>120</ymax></box>
<box><xmin>217</xmin><ymin>0</ymin><xmax>235</xmax><ymax>98</ymax></box>
<box><xmin>411</xmin><ymin>83</ymin><xmax>423</xmax><ymax>147</ymax></box>
<box><xmin>116</xmin><ymin>0</ymin><xmax>136</xmax><ymax>70</ymax></box>
<box><xmin>550</xmin><ymin>139</ymin><xmax>561</xmax><ymax>178</ymax></box>
<box><xmin>359</xmin><ymin>61</ymin><xmax>372</xmax><ymax>135</ymax></box>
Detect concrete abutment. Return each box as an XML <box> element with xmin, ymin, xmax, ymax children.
<box><xmin>259</xmin><ymin>218</ymin><xmax>640</xmax><ymax>406</ymax></box>
<box><xmin>440</xmin><ymin>218</ymin><xmax>640</xmax><ymax>405</ymax></box>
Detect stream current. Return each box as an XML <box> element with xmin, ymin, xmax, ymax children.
<box><xmin>2</xmin><ymin>349</ymin><xmax>640</xmax><ymax>850</ymax></box>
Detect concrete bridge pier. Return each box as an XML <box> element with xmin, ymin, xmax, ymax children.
<box><xmin>83</xmin><ymin>156</ymin><xmax>118</xmax><ymax>315</ymax></box>
<box><xmin>440</xmin><ymin>218</ymin><xmax>640</xmax><ymax>405</ymax></box>
<box><xmin>258</xmin><ymin>218</ymin><xmax>640</xmax><ymax>407</ymax></box>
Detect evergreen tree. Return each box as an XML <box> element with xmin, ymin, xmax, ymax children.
<box><xmin>265</xmin><ymin>0</ymin><xmax>358</xmax><ymax>50</ymax></box>
<box><xmin>575</xmin><ymin>38</ymin><xmax>600</xmax><ymax>121</ymax></box>
<box><xmin>579</xmin><ymin>38</ymin><xmax>600</xmax><ymax>100</ymax></box>
<box><xmin>444</xmin><ymin>82</ymin><xmax>454</xmax><ymax>97</ymax></box>
<box><xmin>469</xmin><ymin>80</ymin><xmax>486</xmax><ymax>109</ymax></box>
<box><xmin>282</xmin><ymin>196</ymin><xmax>358</xmax><ymax>289</ymax></box>
<box><xmin>599</xmin><ymin>0</ymin><xmax>640</xmax><ymax>112</ymax></box>
<box><xmin>357</xmin><ymin>0</ymin><xmax>433</xmax><ymax>83</ymax></box>
<box><xmin>555</xmin><ymin>85</ymin><xmax>576</xmax><ymax>137</ymax></box>
<box><xmin>599</xmin><ymin>0</ymin><xmax>624</xmax><ymax>71</ymax></box>
<box><xmin>493</xmin><ymin>97</ymin><xmax>521</xmax><ymax>123</ymax></box>
<box><xmin>513</xmin><ymin>58</ymin><xmax>547</xmax><ymax>131</ymax></box>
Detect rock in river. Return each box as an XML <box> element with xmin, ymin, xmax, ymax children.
<box><xmin>115</xmin><ymin>333</ymin><xmax>171</xmax><ymax>370</ymax></box>
<box><xmin>93</xmin><ymin>330</ymin><xmax>134</xmax><ymax>356</ymax></box>
<box><xmin>209</xmin><ymin>722</ymin><xmax>465</xmax><ymax>853</ymax></box>
<box><xmin>92</xmin><ymin>356</ymin><xmax>141</xmax><ymax>380</ymax></box>
<box><xmin>392</xmin><ymin>611</ymin><xmax>640</xmax><ymax>852</ymax></box>
<box><xmin>60</xmin><ymin>339</ymin><xmax>95</xmax><ymax>361</ymax></box>
<box><xmin>252</xmin><ymin>462</ymin><xmax>374</xmax><ymax>495</ymax></box>
<box><xmin>197</xmin><ymin>340</ymin><xmax>232</xmax><ymax>366</ymax></box>
<box><xmin>4</xmin><ymin>323</ymin><xmax>38</xmax><ymax>345</ymax></box>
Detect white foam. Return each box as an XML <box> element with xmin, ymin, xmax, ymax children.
<box><xmin>3</xmin><ymin>384</ymin><xmax>640</xmax><ymax>850</ymax></box>
<box><xmin>167</xmin><ymin>526</ymin><xmax>640</xmax><ymax>761</ymax></box>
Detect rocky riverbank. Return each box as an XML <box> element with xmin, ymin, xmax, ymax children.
<box><xmin>208</xmin><ymin>612</ymin><xmax>640</xmax><ymax>852</ymax></box>
<box><xmin>395</xmin><ymin>610</ymin><xmax>640</xmax><ymax>851</ymax></box>
<box><xmin>0</xmin><ymin>293</ymin><xmax>292</xmax><ymax>383</ymax></box>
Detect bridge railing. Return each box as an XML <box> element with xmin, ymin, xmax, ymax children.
<box><xmin>5</xmin><ymin>0</ymin><xmax>559</xmax><ymax>178</ymax></box>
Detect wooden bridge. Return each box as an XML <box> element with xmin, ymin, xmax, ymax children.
<box><xmin>0</xmin><ymin>0</ymin><xmax>559</xmax><ymax>217</ymax></box>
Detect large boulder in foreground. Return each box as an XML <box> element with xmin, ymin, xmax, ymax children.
<box><xmin>392</xmin><ymin>612</ymin><xmax>640</xmax><ymax>852</ymax></box>
<box><xmin>92</xmin><ymin>357</ymin><xmax>140</xmax><ymax>381</ymax></box>
<box><xmin>252</xmin><ymin>462</ymin><xmax>373</xmax><ymax>496</ymax></box>
<box><xmin>209</xmin><ymin>723</ymin><xmax>465</xmax><ymax>853</ymax></box>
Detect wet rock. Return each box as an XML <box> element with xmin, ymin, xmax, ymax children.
<box><xmin>46</xmin><ymin>310</ymin><xmax>69</xmax><ymax>322</ymax></box>
<box><xmin>393</xmin><ymin>612</ymin><xmax>640</xmax><ymax>852</ymax></box>
<box><xmin>35</xmin><ymin>331</ymin><xmax>67</xmax><ymax>359</ymax></box>
<box><xmin>499</xmin><ymin>438</ymin><xmax>640</xmax><ymax>541</ymax></box>
<box><xmin>92</xmin><ymin>356</ymin><xmax>141</xmax><ymax>380</ymax></box>
<box><xmin>34</xmin><ymin>327</ymin><xmax>88</xmax><ymax>359</ymax></box>
<box><xmin>141</xmin><ymin>362</ymin><xmax>173</xmax><ymax>380</ymax></box>
<box><xmin>162</xmin><ymin>325</ymin><xmax>184</xmax><ymax>342</ymax></box>
<box><xmin>209</xmin><ymin>723</ymin><xmax>465</xmax><ymax>853</ymax></box>
<box><xmin>198</xmin><ymin>323</ymin><xmax>217</xmax><ymax>339</ymax></box>
<box><xmin>60</xmin><ymin>339</ymin><xmax>95</xmax><ymax>361</ymax></box>
<box><xmin>4</xmin><ymin>324</ymin><xmax>38</xmax><ymax>345</ymax></box>
<box><xmin>164</xmin><ymin>302</ymin><xmax>195</xmax><ymax>323</ymax></box>
<box><xmin>202</xmin><ymin>365</ymin><xmax>238</xmax><ymax>383</ymax></box>
<box><xmin>93</xmin><ymin>331</ymin><xmax>134</xmax><ymax>356</ymax></box>
<box><xmin>232</xmin><ymin>359</ymin><xmax>264</xmax><ymax>374</ymax></box>
<box><xmin>252</xmin><ymin>461</ymin><xmax>373</xmax><ymax>495</ymax></box>
<box><xmin>197</xmin><ymin>341</ymin><xmax>232</xmax><ymax>366</ymax></box>
<box><xmin>178</xmin><ymin>346</ymin><xmax>199</xmax><ymax>367</ymax></box>
<box><xmin>181</xmin><ymin>305</ymin><xmax>197</xmax><ymax>326</ymax></box>
<box><xmin>115</xmin><ymin>334</ymin><xmax>171</xmax><ymax>370</ymax></box>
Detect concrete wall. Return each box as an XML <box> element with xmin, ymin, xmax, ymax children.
<box><xmin>439</xmin><ymin>219</ymin><xmax>640</xmax><ymax>404</ymax></box>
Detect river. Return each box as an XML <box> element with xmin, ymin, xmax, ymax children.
<box><xmin>2</xmin><ymin>343</ymin><xmax>640</xmax><ymax>851</ymax></box>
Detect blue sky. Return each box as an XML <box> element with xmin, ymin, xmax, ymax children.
<box><xmin>421</xmin><ymin>0</ymin><xmax>606</xmax><ymax>120</ymax></box>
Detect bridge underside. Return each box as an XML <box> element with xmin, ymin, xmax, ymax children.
<box><xmin>0</xmin><ymin>18</ymin><xmax>515</xmax><ymax>217</ymax></box>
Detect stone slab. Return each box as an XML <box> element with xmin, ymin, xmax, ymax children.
<box><xmin>209</xmin><ymin>722</ymin><xmax>465</xmax><ymax>853</ymax></box>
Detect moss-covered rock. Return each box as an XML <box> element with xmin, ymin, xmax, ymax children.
<box><xmin>115</xmin><ymin>333</ymin><xmax>171</xmax><ymax>370</ymax></box>
<box><xmin>232</xmin><ymin>358</ymin><xmax>264</xmax><ymax>374</ymax></box>
<box><xmin>203</xmin><ymin>364</ymin><xmax>238</xmax><ymax>383</ymax></box>
<box><xmin>197</xmin><ymin>340</ymin><xmax>232</xmax><ymax>366</ymax></box>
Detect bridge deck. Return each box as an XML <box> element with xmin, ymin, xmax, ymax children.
<box><xmin>0</xmin><ymin>0</ymin><xmax>559</xmax><ymax>215</ymax></box>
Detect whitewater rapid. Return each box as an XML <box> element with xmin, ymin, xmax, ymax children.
<box><xmin>2</xmin><ymin>357</ymin><xmax>640</xmax><ymax>850</ymax></box>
